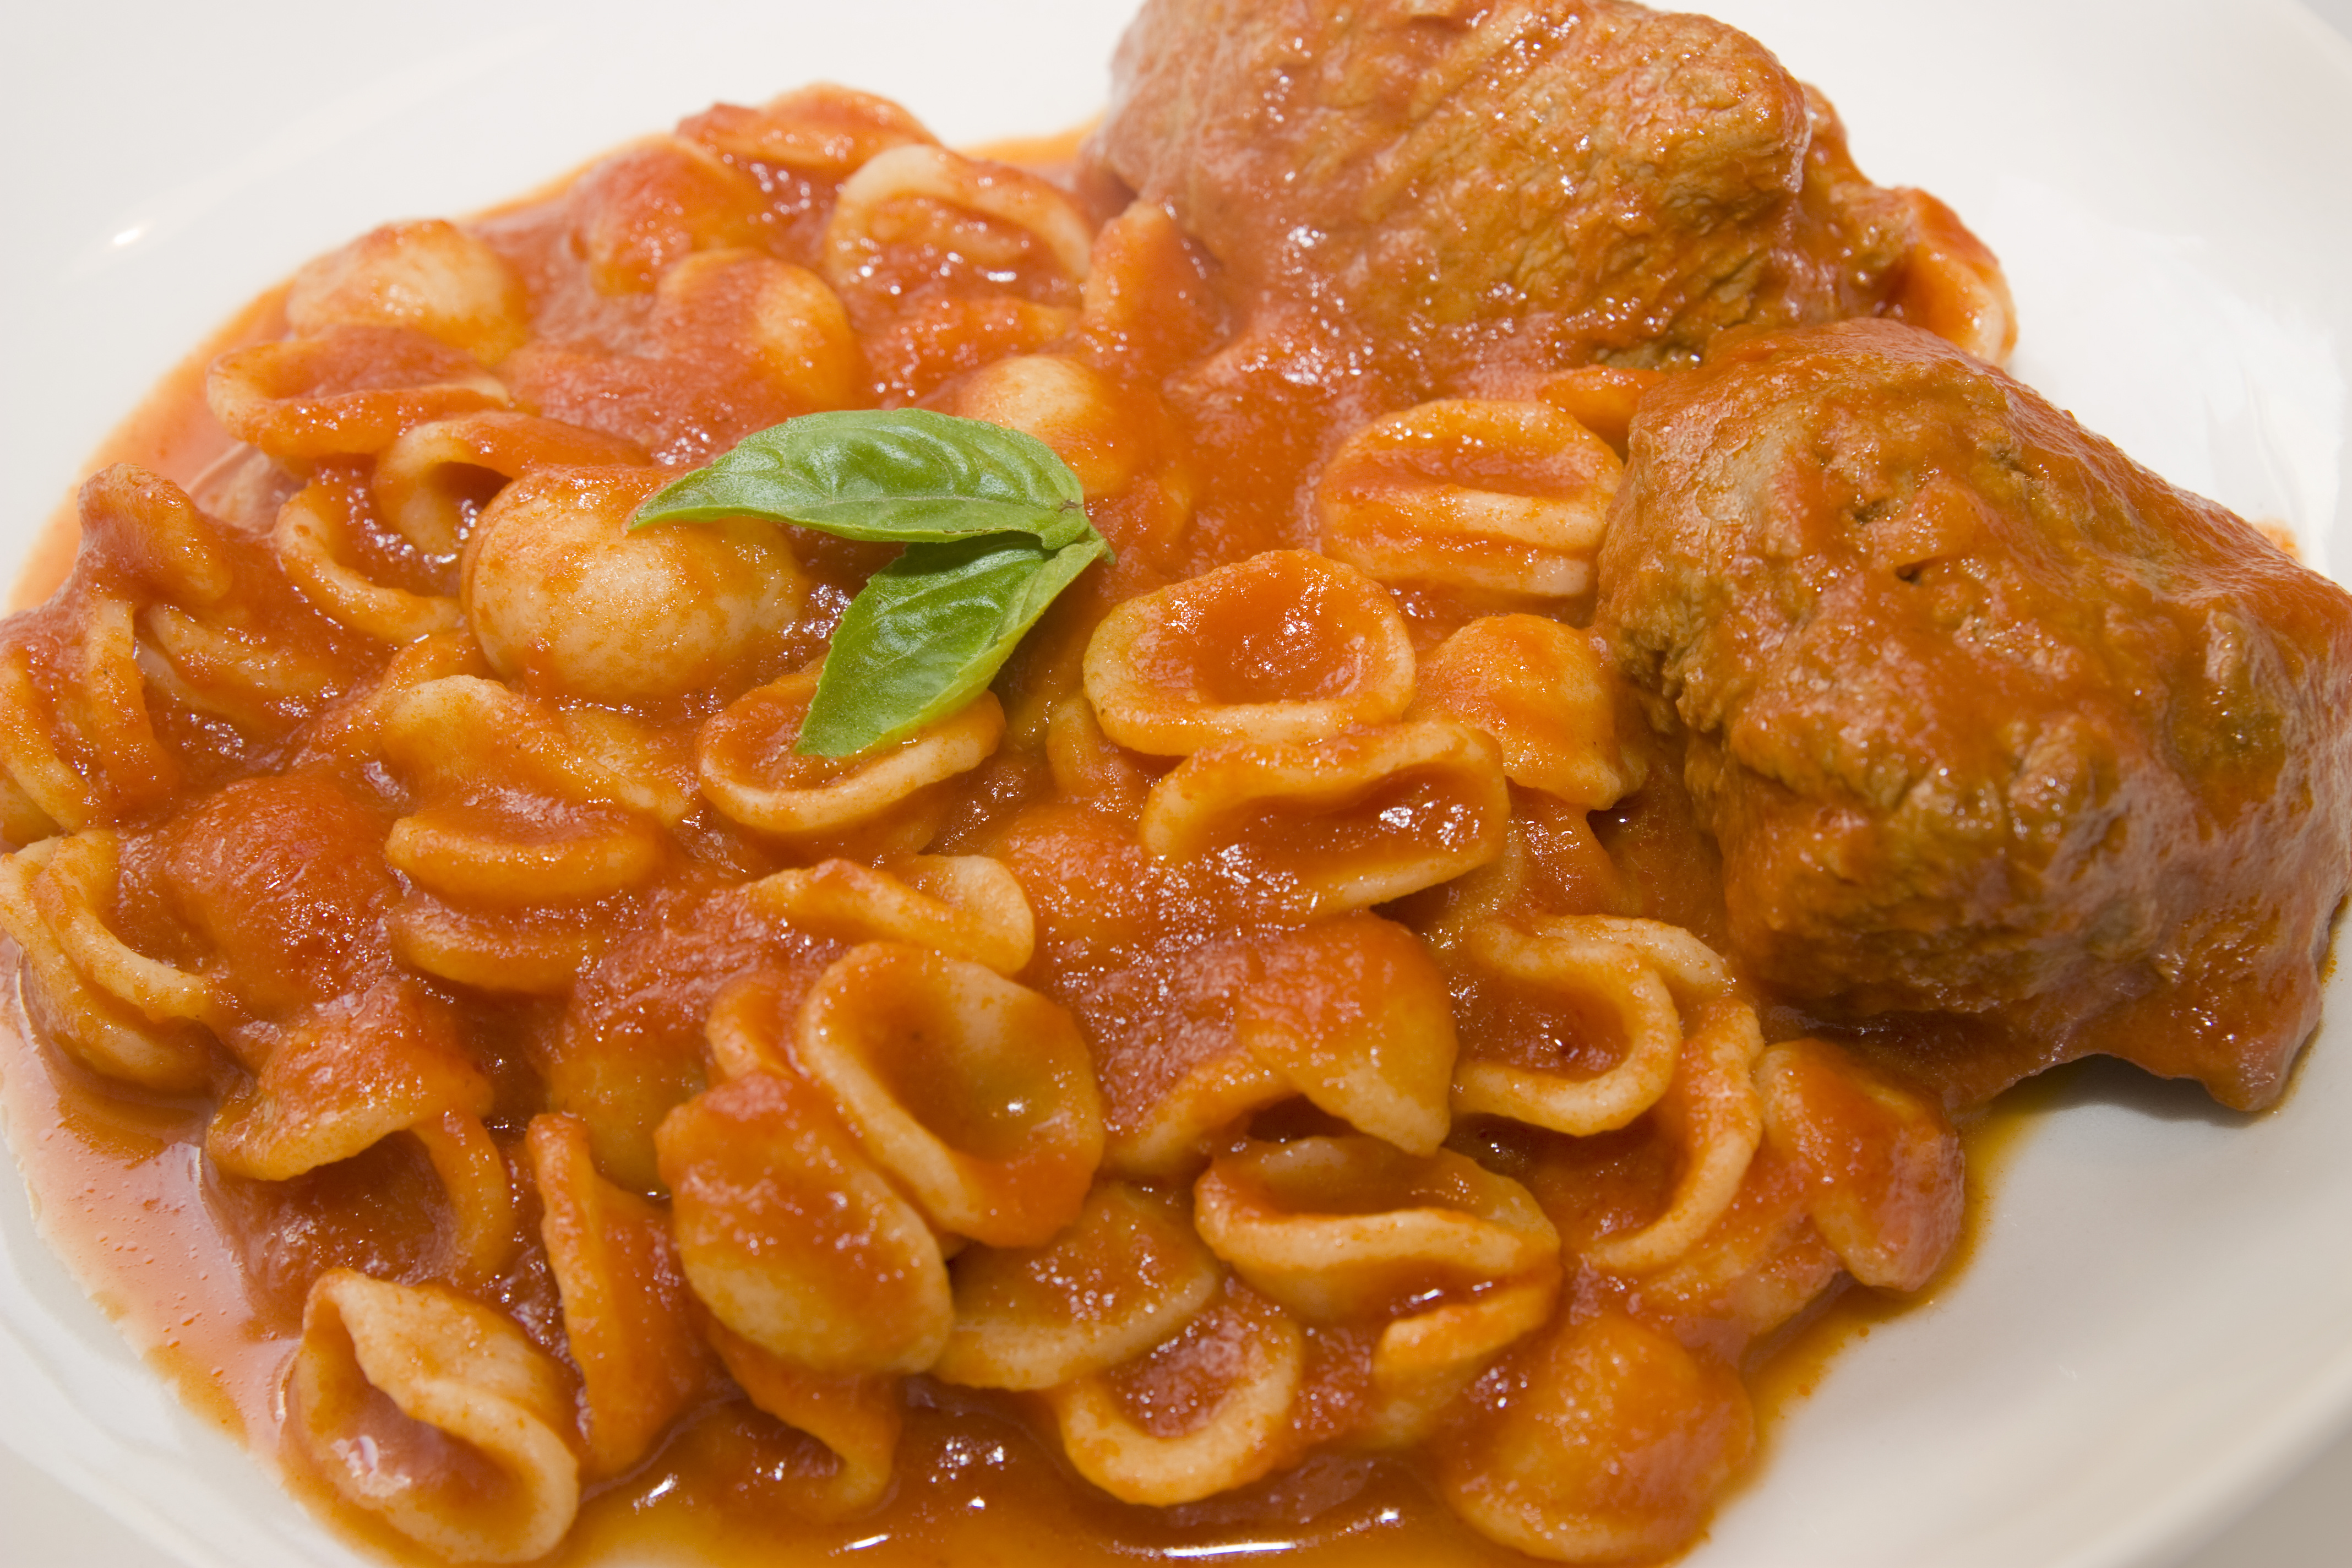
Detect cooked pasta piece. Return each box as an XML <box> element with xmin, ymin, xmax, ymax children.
<box><xmin>1360</xmin><ymin>1276</ymin><xmax>1559</xmax><ymax>1449</ymax></box>
<box><xmin>373</xmin><ymin>412</ymin><xmax>650</xmax><ymax>558</ymax></box>
<box><xmin>273</xmin><ymin>474</ymin><xmax>465</xmax><ymax>644</ymax></box>
<box><xmin>1043</xmin><ymin>694</ymin><xmax>1152</xmax><ymax>818</ymax></box>
<box><xmin>748</xmin><ymin>853</ymin><xmax>1035</xmax><ymax>974</ymax></box>
<box><xmin>934</xmin><ymin>1182</ymin><xmax>1222</xmax><ymax>1391</ymax></box>
<box><xmin>527</xmin><ymin>1113</ymin><xmax>715</xmax><ymax>1477</ymax></box>
<box><xmin>1580</xmin><ymin>998</ymin><xmax>1765</xmax><ymax>1274</ymax></box>
<box><xmin>657</xmin><ymin>1067</ymin><xmax>952</xmax><ymax>1375</ymax></box>
<box><xmin>1109</xmin><ymin>913</ymin><xmax>1460</xmax><ymax>1175</ymax></box>
<box><xmin>205</xmin><ymin>978</ymin><xmax>493</xmax><ymax>1182</ymax></box>
<box><xmin>0</xmin><ymin>836</ymin><xmax>217</xmax><ymax>1091</ymax></box>
<box><xmin>1407</xmin><ymin>615</ymin><xmax>1636</xmax><ymax>808</ymax></box>
<box><xmin>205</xmin><ymin>324</ymin><xmax>509</xmax><ymax>463</ymax></box>
<box><xmin>462</xmin><ymin>465</ymin><xmax>807</xmax><ymax>703</ymax></box>
<box><xmin>1316</xmin><ymin>399</ymin><xmax>1622</xmax><ymax>598</ymax></box>
<box><xmin>286</xmin><ymin>218</ymin><xmax>532</xmax><ymax>367</ymax></box>
<box><xmin>698</xmin><ymin>671</ymin><xmax>1002</xmax><ymax>846</ymax></box>
<box><xmin>1045</xmin><ymin>1280</ymin><xmax>1306</xmax><ymax>1507</ymax></box>
<box><xmin>1192</xmin><ymin>1137</ymin><xmax>1559</xmax><ymax>1322</ymax></box>
<box><xmin>567</xmin><ymin>136</ymin><xmax>771</xmax><ymax>295</ymax></box>
<box><xmin>655</xmin><ymin>248</ymin><xmax>865</xmax><ymax>412</ymax></box>
<box><xmin>794</xmin><ymin>942</ymin><xmax>1104</xmax><ymax>1246</ymax></box>
<box><xmin>680</xmin><ymin>83</ymin><xmax>937</xmax><ymax>177</ymax></box>
<box><xmin>290</xmin><ymin>1270</ymin><xmax>581</xmax><ymax>1563</ymax></box>
<box><xmin>824</xmin><ymin>144</ymin><xmax>1095</xmax><ymax>296</ymax></box>
<box><xmin>1435</xmin><ymin>1311</ymin><xmax>1753</xmax><ymax>1564</ymax></box>
<box><xmin>1756</xmin><ymin>1038</ymin><xmax>1965</xmax><ymax>1291</ymax></box>
<box><xmin>1889</xmin><ymin>191</ymin><xmax>2018</xmax><ymax>365</ymax></box>
<box><xmin>704</xmin><ymin>1321</ymin><xmax>903</xmax><ymax>1520</ymax></box>
<box><xmin>1084</xmin><ymin>551</ymin><xmax>1415</xmax><ymax>755</ymax></box>
<box><xmin>1138</xmin><ymin>719</ymin><xmax>1509</xmax><ymax>912</ymax></box>
<box><xmin>1533</xmin><ymin>367</ymin><xmax>1666</xmax><ymax>455</ymax></box>
<box><xmin>1451</xmin><ymin>915</ymin><xmax>1733</xmax><ymax>1138</ymax></box>
<box><xmin>1071</xmin><ymin>198</ymin><xmax>1226</xmax><ymax>386</ymax></box>
<box><xmin>940</xmin><ymin>354</ymin><xmax>1142</xmax><ymax>500</ymax></box>
<box><xmin>409</xmin><ymin>1109</ymin><xmax>520</xmax><ymax>1284</ymax></box>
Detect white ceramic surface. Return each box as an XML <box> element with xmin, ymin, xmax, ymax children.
<box><xmin>3</xmin><ymin>3</ymin><xmax>2350</xmax><ymax>1566</ymax></box>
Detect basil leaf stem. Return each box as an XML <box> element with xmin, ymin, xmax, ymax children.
<box><xmin>630</xmin><ymin>409</ymin><xmax>1113</xmax><ymax>756</ymax></box>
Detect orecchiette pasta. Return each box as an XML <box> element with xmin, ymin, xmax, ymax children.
<box><xmin>286</xmin><ymin>219</ymin><xmax>532</xmax><ymax>367</ymax></box>
<box><xmin>1435</xmin><ymin>1312</ymin><xmax>1754</xmax><ymax>1562</ymax></box>
<box><xmin>1315</xmin><ymin>399</ymin><xmax>1623</xmax><ymax>598</ymax></box>
<box><xmin>1193</xmin><ymin>1137</ymin><xmax>1559</xmax><ymax>1322</ymax></box>
<box><xmin>290</xmin><ymin>1270</ymin><xmax>581</xmax><ymax>1564</ymax></box>
<box><xmin>527</xmin><ymin>1113</ymin><xmax>714</xmax><ymax>1477</ymax></box>
<box><xmin>680</xmin><ymin>83</ymin><xmax>937</xmax><ymax>177</ymax></box>
<box><xmin>1084</xmin><ymin>551</ymin><xmax>1416</xmax><ymax>755</ymax></box>
<box><xmin>747</xmin><ymin>853</ymin><xmax>1035</xmax><ymax>973</ymax></box>
<box><xmin>1045</xmin><ymin>1281</ymin><xmax>1306</xmax><ymax>1507</ymax></box>
<box><xmin>823</xmin><ymin>144</ymin><xmax>1095</xmax><ymax>296</ymax></box>
<box><xmin>657</xmin><ymin>1066</ymin><xmax>953</xmax><ymax>1375</ymax></box>
<box><xmin>934</xmin><ymin>1182</ymin><xmax>1222</xmax><ymax>1391</ymax></box>
<box><xmin>1408</xmin><ymin>614</ymin><xmax>1638</xmax><ymax>808</ymax></box>
<box><xmin>568</xmin><ymin>136</ymin><xmax>771</xmax><ymax>295</ymax></box>
<box><xmin>698</xmin><ymin>671</ymin><xmax>1002</xmax><ymax>844</ymax></box>
<box><xmin>206</xmin><ymin>325</ymin><xmax>510</xmax><ymax>464</ymax></box>
<box><xmin>462</xmin><ymin>466</ymin><xmax>807</xmax><ymax>703</ymax></box>
<box><xmin>1139</xmin><ymin>719</ymin><xmax>1510</xmax><ymax>912</ymax></box>
<box><xmin>794</xmin><ymin>941</ymin><xmax>1104</xmax><ymax>1246</ymax></box>
<box><xmin>705</xmin><ymin>1320</ymin><xmax>904</xmax><ymax>1520</ymax></box>
<box><xmin>1451</xmin><ymin>915</ymin><xmax>1734</xmax><ymax>1139</ymax></box>
<box><xmin>372</xmin><ymin>411</ymin><xmax>650</xmax><ymax>559</ymax></box>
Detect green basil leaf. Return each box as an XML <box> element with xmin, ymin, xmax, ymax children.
<box><xmin>631</xmin><ymin>408</ymin><xmax>1092</xmax><ymax>549</ymax></box>
<box><xmin>797</xmin><ymin>532</ymin><xmax>1109</xmax><ymax>756</ymax></box>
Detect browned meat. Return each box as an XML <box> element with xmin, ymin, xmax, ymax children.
<box><xmin>1596</xmin><ymin>319</ymin><xmax>2352</xmax><ymax>1110</ymax></box>
<box><xmin>1092</xmin><ymin>0</ymin><xmax>1936</xmax><ymax>380</ymax></box>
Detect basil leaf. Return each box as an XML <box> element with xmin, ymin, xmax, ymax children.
<box><xmin>631</xmin><ymin>408</ymin><xmax>1092</xmax><ymax>549</ymax></box>
<box><xmin>797</xmin><ymin>532</ymin><xmax>1108</xmax><ymax>756</ymax></box>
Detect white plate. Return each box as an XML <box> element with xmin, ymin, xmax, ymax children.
<box><xmin>4</xmin><ymin>3</ymin><xmax>2351</xmax><ymax>1566</ymax></box>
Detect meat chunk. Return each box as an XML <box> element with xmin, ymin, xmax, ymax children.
<box><xmin>1092</xmin><ymin>0</ymin><xmax>1951</xmax><ymax>379</ymax></box>
<box><xmin>1596</xmin><ymin>320</ymin><xmax>2352</xmax><ymax>1110</ymax></box>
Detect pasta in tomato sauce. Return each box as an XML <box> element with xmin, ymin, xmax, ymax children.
<box><xmin>6</xmin><ymin>3</ymin><xmax>2350</xmax><ymax>1566</ymax></box>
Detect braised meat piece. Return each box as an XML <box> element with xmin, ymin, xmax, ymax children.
<box><xmin>1091</xmin><ymin>0</ymin><xmax>1978</xmax><ymax>381</ymax></box>
<box><xmin>1596</xmin><ymin>320</ymin><xmax>2352</xmax><ymax>1110</ymax></box>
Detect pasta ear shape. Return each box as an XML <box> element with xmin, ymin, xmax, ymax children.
<box><xmin>705</xmin><ymin>1320</ymin><xmax>903</xmax><ymax>1521</ymax></box>
<box><xmin>1434</xmin><ymin>1311</ymin><xmax>1752</xmax><ymax>1564</ymax></box>
<box><xmin>824</xmin><ymin>144</ymin><xmax>1095</xmax><ymax>295</ymax></box>
<box><xmin>1083</xmin><ymin>551</ymin><xmax>1414</xmax><ymax>756</ymax></box>
<box><xmin>1756</xmin><ymin>1038</ymin><xmax>1964</xmax><ymax>1291</ymax></box>
<box><xmin>206</xmin><ymin>324</ymin><xmax>509</xmax><ymax>463</ymax></box>
<box><xmin>1138</xmin><ymin>720</ymin><xmax>1509</xmax><ymax>914</ymax></box>
<box><xmin>1315</xmin><ymin>399</ymin><xmax>1622</xmax><ymax>599</ymax></box>
<box><xmin>680</xmin><ymin>83</ymin><xmax>937</xmax><ymax>178</ymax></box>
<box><xmin>1044</xmin><ymin>1280</ymin><xmax>1306</xmax><ymax>1507</ymax></box>
<box><xmin>205</xmin><ymin>978</ymin><xmax>493</xmax><ymax>1182</ymax></box>
<box><xmin>1362</xmin><ymin>1276</ymin><xmax>1559</xmax><ymax>1450</ymax></box>
<box><xmin>940</xmin><ymin>355</ymin><xmax>1143</xmax><ymax>500</ymax></box>
<box><xmin>657</xmin><ymin>1069</ymin><xmax>953</xmax><ymax>1375</ymax></box>
<box><xmin>462</xmin><ymin>465</ymin><xmax>807</xmax><ymax>705</ymax></box>
<box><xmin>1579</xmin><ymin>998</ymin><xmax>1766</xmax><ymax>1276</ymax></box>
<box><xmin>1407</xmin><ymin>615</ymin><xmax>1638</xmax><ymax>808</ymax></box>
<box><xmin>1088</xmin><ymin>914</ymin><xmax>1448</xmax><ymax>1175</ymax></box>
<box><xmin>527</xmin><ymin>1113</ymin><xmax>716</xmax><ymax>1478</ymax></box>
<box><xmin>291</xmin><ymin>1270</ymin><xmax>580</xmax><ymax>1564</ymax></box>
<box><xmin>699</xmin><ymin>671</ymin><xmax>1003</xmax><ymax>846</ymax></box>
<box><xmin>1452</xmin><ymin>915</ymin><xmax>1733</xmax><ymax>1139</ymax></box>
<box><xmin>1109</xmin><ymin>913</ymin><xmax>1458</xmax><ymax>1177</ymax></box>
<box><xmin>934</xmin><ymin>1182</ymin><xmax>1221</xmax><ymax>1391</ymax></box>
<box><xmin>1192</xmin><ymin>1137</ymin><xmax>1559</xmax><ymax>1325</ymax></box>
<box><xmin>795</xmin><ymin>943</ymin><xmax>1104</xmax><ymax>1247</ymax></box>
<box><xmin>273</xmin><ymin>476</ymin><xmax>465</xmax><ymax>645</ymax></box>
<box><xmin>287</xmin><ymin>218</ymin><xmax>532</xmax><ymax>367</ymax></box>
<box><xmin>748</xmin><ymin>853</ymin><xmax>1035</xmax><ymax>974</ymax></box>
<box><xmin>373</xmin><ymin>411</ymin><xmax>649</xmax><ymax>558</ymax></box>
<box><xmin>0</xmin><ymin>835</ymin><xmax>218</xmax><ymax>1092</ymax></box>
